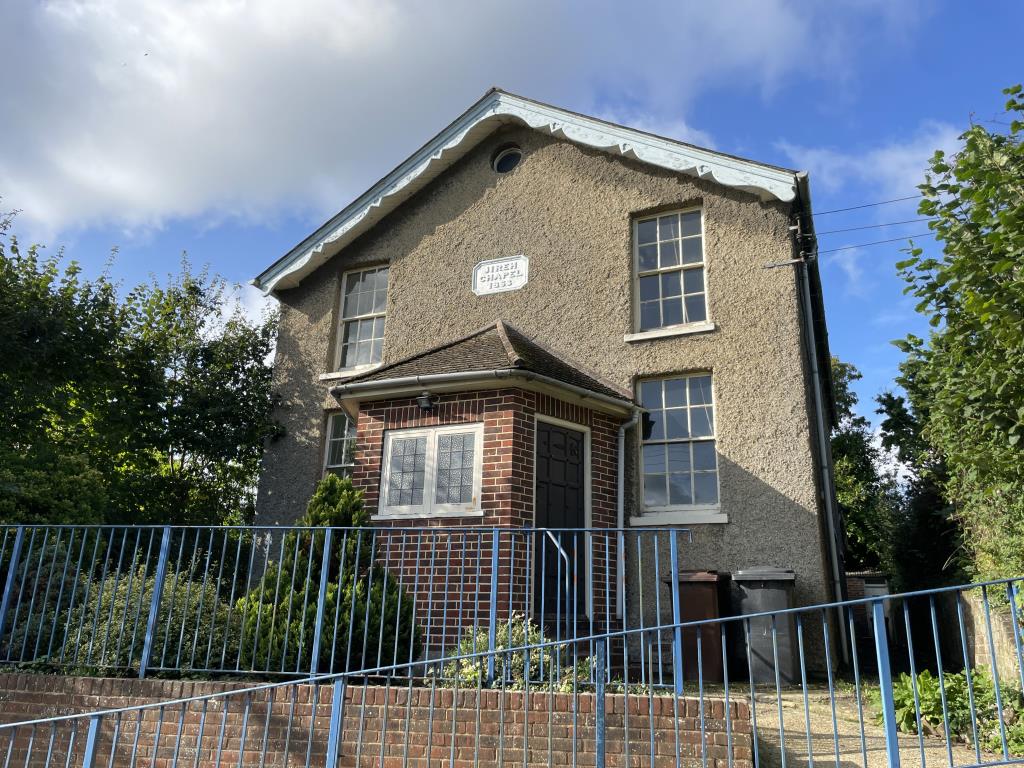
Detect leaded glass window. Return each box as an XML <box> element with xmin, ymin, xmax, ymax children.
<box><xmin>435</xmin><ymin>432</ymin><xmax>476</xmax><ymax>504</ymax></box>
<box><xmin>380</xmin><ymin>425</ymin><xmax>483</xmax><ymax>516</ymax></box>
<box><xmin>386</xmin><ymin>436</ymin><xmax>427</xmax><ymax>507</ymax></box>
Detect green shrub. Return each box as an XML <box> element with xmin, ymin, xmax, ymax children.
<box><xmin>236</xmin><ymin>475</ymin><xmax>421</xmax><ymax>674</ymax></box>
<box><xmin>2</xmin><ymin>528</ymin><xmax>245</xmax><ymax>675</ymax></box>
<box><xmin>441</xmin><ymin>613</ymin><xmax>606</xmax><ymax>693</ymax></box>
<box><xmin>442</xmin><ymin>612</ymin><xmax>545</xmax><ymax>688</ymax></box>
<box><xmin>60</xmin><ymin>563</ymin><xmax>239</xmax><ymax>673</ymax></box>
<box><xmin>0</xmin><ymin>530</ymin><xmax>92</xmax><ymax>663</ymax></box>
<box><xmin>0</xmin><ymin>451</ymin><xmax>107</xmax><ymax>525</ymax></box>
<box><xmin>877</xmin><ymin>668</ymin><xmax>1024</xmax><ymax>756</ymax></box>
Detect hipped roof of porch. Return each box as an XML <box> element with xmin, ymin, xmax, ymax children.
<box><xmin>329</xmin><ymin>321</ymin><xmax>635</xmax><ymax>415</ymax></box>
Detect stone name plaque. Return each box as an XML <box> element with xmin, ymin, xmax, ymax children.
<box><xmin>472</xmin><ymin>255</ymin><xmax>529</xmax><ymax>296</ymax></box>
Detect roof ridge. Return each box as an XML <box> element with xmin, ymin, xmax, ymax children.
<box><xmin>491</xmin><ymin>88</ymin><xmax>798</xmax><ymax>175</ymax></box>
<box><xmin>499</xmin><ymin>322</ymin><xmax>633</xmax><ymax>400</ymax></box>
<box><xmin>493</xmin><ymin>320</ymin><xmax>524</xmax><ymax>368</ymax></box>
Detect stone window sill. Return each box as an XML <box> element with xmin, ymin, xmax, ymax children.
<box><xmin>624</xmin><ymin>322</ymin><xmax>716</xmax><ymax>343</ymax></box>
<box><xmin>319</xmin><ymin>363</ymin><xmax>383</xmax><ymax>383</ymax></box>
<box><xmin>371</xmin><ymin>510</ymin><xmax>485</xmax><ymax>522</ymax></box>
<box><xmin>630</xmin><ymin>507</ymin><xmax>727</xmax><ymax>526</ymax></box>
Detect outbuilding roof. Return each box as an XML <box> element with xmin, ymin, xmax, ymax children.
<box><xmin>254</xmin><ymin>88</ymin><xmax>801</xmax><ymax>293</ymax></box>
<box><xmin>330</xmin><ymin>321</ymin><xmax>633</xmax><ymax>406</ymax></box>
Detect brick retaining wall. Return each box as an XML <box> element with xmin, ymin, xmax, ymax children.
<box><xmin>0</xmin><ymin>674</ymin><xmax>752</xmax><ymax>768</ymax></box>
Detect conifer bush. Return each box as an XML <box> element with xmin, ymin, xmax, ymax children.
<box><xmin>236</xmin><ymin>475</ymin><xmax>421</xmax><ymax>674</ymax></box>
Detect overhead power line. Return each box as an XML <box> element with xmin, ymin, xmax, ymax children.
<box><xmin>815</xmin><ymin>232</ymin><xmax>936</xmax><ymax>255</ymax></box>
<box><xmin>816</xmin><ymin>218</ymin><xmax>935</xmax><ymax>235</ymax></box>
<box><xmin>814</xmin><ymin>195</ymin><xmax>920</xmax><ymax>216</ymax></box>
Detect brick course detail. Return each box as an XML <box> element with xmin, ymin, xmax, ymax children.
<box><xmin>350</xmin><ymin>388</ymin><xmax>624</xmax><ymax>653</ymax></box>
<box><xmin>0</xmin><ymin>674</ymin><xmax>752</xmax><ymax>768</ymax></box>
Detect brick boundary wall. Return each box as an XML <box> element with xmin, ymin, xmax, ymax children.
<box><xmin>962</xmin><ymin>592</ymin><xmax>1023</xmax><ymax>685</ymax></box>
<box><xmin>0</xmin><ymin>674</ymin><xmax>752</xmax><ymax>768</ymax></box>
<box><xmin>351</xmin><ymin>388</ymin><xmax>623</xmax><ymax>653</ymax></box>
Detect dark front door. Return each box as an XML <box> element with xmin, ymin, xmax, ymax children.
<box><xmin>534</xmin><ymin>421</ymin><xmax>586</xmax><ymax>622</ymax></box>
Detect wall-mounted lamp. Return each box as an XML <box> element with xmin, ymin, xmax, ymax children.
<box><xmin>416</xmin><ymin>391</ymin><xmax>436</xmax><ymax>412</ymax></box>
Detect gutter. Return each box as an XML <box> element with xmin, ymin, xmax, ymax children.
<box><xmin>334</xmin><ymin>367</ymin><xmax>640</xmax><ymax>617</ymax></box>
<box><xmin>616</xmin><ymin>408</ymin><xmax>642</xmax><ymax>619</ymax></box>
<box><xmin>794</xmin><ymin>171</ymin><xmax>849</xmax><ymax>663</ymax></box>
<box><xmin>329</xmin><ymin>368</ymin><xmax>635</xmax><ymax>414</ymax></box>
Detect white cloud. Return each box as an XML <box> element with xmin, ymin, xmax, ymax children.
<box><xmin>210</xmin><ymin>281</ymin><xmax>276</xmax><ymax>330</ymax></box>
<box><xmin>596</xmin><ymin>110</ymin><xmax>716</xmax><ymax>151</ymax></box>
<box><xmin>236</xmin><ymin>283</ymin><xmax>278</xmax><ymax>326</ymax></box>
<box><xmin>777</xmin><ymin>121</ymin><xmax>962</xmax><ymax>199</ymax></box>
<box><xmin>827</xmin><ymin>246</ymin><xmax>871</xmax><ymax>297</ymax></box>
<box><xmin>0</xmin><ymin>0</ymin><xmax>926</xmax><ymax>237</ymax></box>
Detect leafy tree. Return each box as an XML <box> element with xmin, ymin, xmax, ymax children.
<box><xmin>829</xmin><ymin>358</ymin><xmax>897</xmax><ymax>572</ymax></box>
<box><xmin>236</xmin><ymin>475</ymin><xmax>421</xmax><ymax>674</ymax></box>
<box><xmin>874</xmin><ymin>391</ymin><xmax>960</xmax><ymax>590</ymax></box>
<box><xmin>109</xmin><ymin>266</ymin><xmax>281</xmax><ymax>525</ymax></box>
<box><xmin>893</xmin><ymin>84</ymin><xmax>1024</xmax><ymax>581</ymax></box>
<box><xmin>0</xmin><ymin>212</ymin><xmax>279</xmax><ymax>526</ymax></box>
<box><xmin>0</xmin><ymin>451</ymin><xmax>107</xmax><ymax>524</ymax></box>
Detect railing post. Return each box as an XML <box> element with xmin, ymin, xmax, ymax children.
<box><xmin>310</xmin><ymin>528</ymin><xmax>334</xmax><ymax>675</ymax></box>
<box><xmin>670</xmin><ymin>530</ymin><xmax>684</xmax><ymax>695</ymax></box>
<box><xmin>324</xmin><ymin>677</ymin><xmax>347</xmax><ymax>768</ymax></box>
<box><xmin>873</xmin><ymin>600</ymin><xmax>901</xmax><ymax>768</ymax></box>
<box><xmin>486</xmin><ymin>528</ymin><xmax>500</xmax><ymax>684</ymax></box>
<box><xmin>139</xmin><ymin>526</ymin><xmax>172</xmax><ymax>679</ymax></box>
<box><xmin>82</xmin><ymin>714</ymin><xmax>102</xmax><ymax>768</ymax></box>
<box><xmin>0</xmin><ymin>525</ymin><xmax>25</xmax><ymax>644</ymax></box>
<box><xmin>595</xmin><ymin>641</ymin><xmax>606</xmax><ymax>768</ymax></box>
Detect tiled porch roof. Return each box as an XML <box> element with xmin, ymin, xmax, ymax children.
<box><xmin>339</xmin><ymin>321</ymin><xmax>633</xmax><ymax>403</ymax></box>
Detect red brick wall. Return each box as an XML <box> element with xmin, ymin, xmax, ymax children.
<box><xmin>351</xmin><ymin>388</ymin><xmax>619</xmax><ymax>527</ymax></box>
<box><xmin>351</xmin><ymin>388</ymin><xmax>623</xmax><ymax>653</ymax></box>
<box><xmin>0</xmin><ymin>674</ymin><xmax>752</xmax><ymax>768</ymax></box>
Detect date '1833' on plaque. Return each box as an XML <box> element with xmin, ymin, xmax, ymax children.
<box><xmin>472</xmin><ymin>255</ymin><xmax>529</xmax><ymax>296</ymax></box>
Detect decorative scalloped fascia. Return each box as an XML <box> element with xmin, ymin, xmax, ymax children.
<box><xmin>255</xmin><ymin>91</ymin><xmax>798</xmax><ymax>293</ymax></box>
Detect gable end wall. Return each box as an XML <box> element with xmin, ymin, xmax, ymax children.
<box><xmin>256</xmin><ymin>125</ymin><xmax>830</xmax><ymax>611</ymax></box>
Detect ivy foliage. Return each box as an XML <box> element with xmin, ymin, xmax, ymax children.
<box><xmin>893</xmin><ymin>84</ymin><xmax>1024</xmax><ymax>581</ymax></box>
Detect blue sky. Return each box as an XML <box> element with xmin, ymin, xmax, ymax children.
<box><xmin>2</xmin><ymin>1</ymin><xmax>1021</xmax><ymax>424</ymax></box>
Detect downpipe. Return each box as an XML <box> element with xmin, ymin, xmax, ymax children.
<box><xmin>616</xmin><ymin>407</ymin><xmax>642</xmax><ymax>619</ymax></box>
<box><xmin>794</xmin><ymin>212</ymin><xmax>850</xmax><ymax>664</ymax></box>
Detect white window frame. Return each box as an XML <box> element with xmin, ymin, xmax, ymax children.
<box><xmin>631</xmin><ymin>206</ymin><xmax>710</xmax><ymax>336</ymax></box>
<box><xmin>335</xmin><ymin>265</ymin><xmax>388</xmax><ymax>373</ymax></box>
<box><xmin>632</xmin><ymin>373</ymin><xmax>726</xmax><ymax>526</ymax></box>
<box><xmin>376</xmin><ymin>423</ymin><xmax>485</xmax><ymax>519</ymax></box>
<box><xmin>323</xmin><ymin>412</ymin><xmax>356</xmax><ymax>477</ymax></box>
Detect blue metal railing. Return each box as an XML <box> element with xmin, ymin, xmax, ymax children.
<box><xmin>0</xmin><ymin>523</ymin><xmax>1022</xmax><ymax>767</ymax></box>
<box><xmin>0</xmin><ymin>524</ymin><xmax>690</xmax><ymax>679</ymax></box>
<box><xmin>0</xmin><ymin>577</ymin><xmax>1021</xmax><ymax>768</ymax></box>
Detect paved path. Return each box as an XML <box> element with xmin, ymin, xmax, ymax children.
<box><xmin>750</xmin><ymin>689</ymin><xmax>985</xmax><ymax>768</ymax></box>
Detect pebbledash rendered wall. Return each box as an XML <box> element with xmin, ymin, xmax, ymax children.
<box><xmin>255</xmin><ymin>122</ymin><xmax>833</xmax><ymax>611</ymax></box>
<box><xmin>0</xmin><ymin>674</ymin><xmax>753</xmax><ymax>768</ymax></box>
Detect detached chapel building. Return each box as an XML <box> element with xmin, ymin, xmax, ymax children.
<box><xmin>251</xmin><ymin>89</ymin><xmax>843</xmax><ymax>614</ymax></box>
